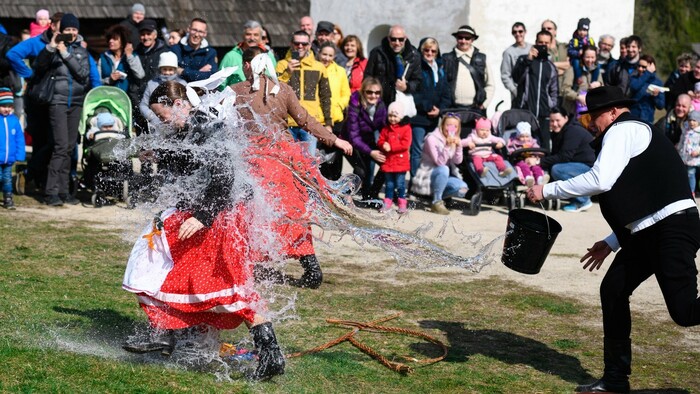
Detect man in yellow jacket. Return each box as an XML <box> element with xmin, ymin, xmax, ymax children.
<box><xmin>276</xmin><ymin>30</ymin><xmax>333</xmax><ymax>154</ymax></box>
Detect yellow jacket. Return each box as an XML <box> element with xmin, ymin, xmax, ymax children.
<box><xmin>276</xmin><ymin>52</ymin><xmax>332</xmax><ymax>126</ymax></box>
<box><xmin>324</xmin><ymin>61</ymin><xmax>351</xmax><ymax>123</ymax></box>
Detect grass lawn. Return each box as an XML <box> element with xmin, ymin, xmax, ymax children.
<box><xmin>0</xmin><ymin>202</ymin><xmax>698</xmax><ymax>393</ymax></box>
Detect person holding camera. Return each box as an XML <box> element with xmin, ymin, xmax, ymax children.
<box><xmin>32</xmin><ymin>13</ymin><xmax>90</xmax><ymax>206</ymax></box>
<box><xmin>512</xmin><ymin>29</ymin><xmax>560</xmax><ymax>150</ymax></box>
<box><xmin>275</xmin><ymin>30</ymin><xmax>333</xmax><ymax>155</ymax></box>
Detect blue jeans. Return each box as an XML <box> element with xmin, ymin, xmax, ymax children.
<box><xmin>384</xmin><ymin>172</ymin><xmax>407</xmax><ymax>199</ymax></box>
<box><xmin>410</xmin><ymin>125</ymin><xmax>427</xmax><ymax>177</ymax></box>
<box><xmin>687</xmin><ymin>166</ymin><xmax>698</xmax><ymax>193</ymax></box>
<box><xmin>551</xmin><ymin>162</ymin><xmax>591</xmax><ymax>206</ymax></box>
<box><xmin>1</xmin><ymin>164</ymin><xmax>12</xmax><ymax>194</ymax></box>
<box><xmin>289</xmin><ymin>126</ymin><xmax>318</xmax><ymax>156</ymax></box>
<box><xmin>430</xmin><ymin>165</ymin><xmax>468</xmax><ymax>204</ymax></box>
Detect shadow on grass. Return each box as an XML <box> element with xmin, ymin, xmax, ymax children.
<box><xmin>52</xmin><ymin>306</ymin><xmax>145</xmax><ymax>344</ymax></box>
<box><xmin>415</xmin><ymin>320</ymin><xmax>594</xmax><ymax>384</ymax></box>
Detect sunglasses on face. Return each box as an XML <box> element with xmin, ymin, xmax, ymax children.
<box><xmin>292</xmin><ymin>41</ymin><xmax>310</xmax><ymax>47</ymax></box>
<box><xmin>444</xmin><ymin>112</ymin><xmax>462</xmax><ymax>119</ymax></box>
<box><xmin>512</xmin><ymin>29</ymin><xmax>525</xmax><ymax>34</ymax></box>
<box><xmin>457</xmin><ymin>36</ymin><xmax>474</xmax><ymax>41</ymax></box>
<box><xmin>423</xmin><ymin>48</ymin><xmax>437</xmax><ymax>54</ymax></box>
<box><xmin>364</xmin><ymin>90</ymin><xmax>381</xmax><ymax>96</ymax></box>
<box><xmin>389</xmin><ymin>37</ymin><xmax>406</xmax><ymax>43</ymax></box>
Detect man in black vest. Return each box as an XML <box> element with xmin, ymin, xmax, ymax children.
<box><xmin>442</xmin><ymin>25</ymin><xmax>494</xmax><ymax>114</ymax></box>
<box><xmin>528</xmin><ymin>85</ymin><xmax>700</xmax><ymax>393</ymax></box>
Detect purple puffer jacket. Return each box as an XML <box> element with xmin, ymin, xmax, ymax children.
<box><xmin>343</xmin><ymin>91</ymin><xmax>387</xmax><ymax>155</ymax></box>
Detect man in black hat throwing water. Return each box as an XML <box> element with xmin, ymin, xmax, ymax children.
<box><xmin>442</xmin><ymin>25</ymin><xmax>495</xmax><ymax>114</ymax></box>
<box><xmin>527</xmin><ymin>85</ymin><xmax>700</xmax><ymax>393</ymax></box>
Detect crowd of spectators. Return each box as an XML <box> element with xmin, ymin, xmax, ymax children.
<box><xmin>1</xmin><ymin>6</ymin><xmax>700</xmax><ymax>213</ymax></box>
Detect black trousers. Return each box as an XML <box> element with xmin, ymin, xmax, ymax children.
<box><xmin>345</xmin><ymin>149</ymin><xmax>384</xmax><ymax>200</ymax></box>
<box><xmin>46</xmin><ymin>104</ymin><xmax>81</xmax><ymax>196</ymax></box>
<box><xmin>537</xmin><ymin>116</ymin><xmax>551</xmax><ymax>152</ymax></box>
<box><xmin>25</xmin><ymin>98</ymin><xmax>51</xmax><ymax>186</ymax></box>
<box><xmin>601</xmin><ymin>208</ymin><xmax>700</xmax><ymax>340</ymax></box>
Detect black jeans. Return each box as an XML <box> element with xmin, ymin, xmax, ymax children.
<box><xmin>345</xmin><ymin>149</ymin><xmax>384</xmax><ymax>200</ymax></box>
<box><xmin>46</xmin><ymin>104</ymin><xmax>81</xmax><ymax>196</ymax></box>
<box><xmin>601</xmin><ymin>208</ymin><xmax>700</xmax><ymax>340</ymax></box>
<box><xmin>25</xmin><ymin>98</ymin><xmax>51</xmax><ymax>186</ymax></box>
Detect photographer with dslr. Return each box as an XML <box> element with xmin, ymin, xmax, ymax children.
<box><xmin>32</xmin><ymin>13</ymin><xmax>90</xmax><ymax>206</ymax></box>
<box><xmin>512</xmin><ymin>29</ymin><xmax>559</xmax><ymax>150</ymax></box>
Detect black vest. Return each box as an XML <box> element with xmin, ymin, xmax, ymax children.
<box><xmin>444</xmin><ymin>48</ymin><xmax>487</xmax><ymax>106</ymax></box>
<box><xmin>597</xmin><ymin>113</ymin><xmax>691</xmax><ymax>243</ymax></box>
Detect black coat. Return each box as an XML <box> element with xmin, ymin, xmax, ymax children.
<box><xmin>364</xmin><ymin>37</ymin><xmax>422</xmax><ymax>105</ymax></box>
<box><xmin>135</xmin><ymin>39</ymin><xmax>169</xmax><ymax>95</ymax></box>
<box><xmin>410</xmin><ymin>57</ymin><xmax>452</xmax><ymax>128</ymax></box>
<box><xmin>33</xmin><ymin>38</ymin><xmax>90</xmax><ymax>106</ymax></box>
<box><xmin>540</xmin><ymin>119</ymin><xmax>595</xmax><ymax>169</ymax></box>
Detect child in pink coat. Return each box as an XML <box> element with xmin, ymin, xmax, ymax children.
<box><xmin>30</xmin><ymin>9</ymin><xmax>51</xmax><ymax>37</ymax></box>
<box><xmin>462</xmin><ymin>118</ymin><xmax>511</xmax><ymax>177</ymax></box>
<box><xmin>377</xmin><ymin>101</ymin><xmax>412</xmax><ymax>213</ymax></box>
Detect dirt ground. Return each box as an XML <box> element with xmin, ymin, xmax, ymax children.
<box><xmin>11</xmin><ymin>193</ymin><xmax>700</xmax><ymax>350</ymax></box>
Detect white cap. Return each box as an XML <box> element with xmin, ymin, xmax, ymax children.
<box><xmin>516</xmin><ymin>121</ymin><xmax>532</xmax><ymax>137</ymax></box>
<box><xmin>158</xmin><ymin>52</ymin><xmax>178</xmax><ymax>69</ymax></box>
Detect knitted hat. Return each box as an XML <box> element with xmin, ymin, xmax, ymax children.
<box><xmin>387</xmin><ymin>101</ymin><xmax>405</xmax><ymax>118</ymax></box>
<box><xmin>577</xmin><ymin>18</ymin><xmax>591</xmax><ymax>31</ymax></box>
<box><xmin>0</xmin><ymin>88</ymin><xmax>14</xmax><ymax>106</ymax></box>
<box><xmin>158</xmin><ymin>51</ymin><xmax>179</xmax><ymax>69</ymax></box>
<box><xmin>132</xmin><ymin>3</ymin><xmax>146</xmax><ymax>14</ymax></box>
<box><xmin>36</xmin><ymin>9</ymin><xmax>50</xmax><ymax>21</ymax></box>
<box><xmin>689</xmin><ymin>111</ymin><xmax>700</xmax><ymax>123</ymax></box>
<box><xmin>60</xmin><ymin>13</ymin><xmax>79</xmax><ymax>31</ymax></box>
<box><xmin>475</xmin><ymin>118</ymin><xmax>491</xmax><ymax>130</ymax></box>
<box><xmin>96</xmin><ymin>112</ymin><xmax>115</xmax><ymax>128</ymax></box>
<box><xmin>516</xmin><ymin>121</ymin><xmax>532</xmax><ymax>136</ymax></box>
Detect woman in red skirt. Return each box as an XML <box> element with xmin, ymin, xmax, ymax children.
<box><xmin>121</xmin><ymin>81</ymin><xmax>284</xmax><ymax>380</ymax></box>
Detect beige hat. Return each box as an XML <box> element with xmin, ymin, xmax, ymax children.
<box><xmin>158</xmin><ymin>51</ymin><xmax>178</xmax><ymax>69</ymax></box>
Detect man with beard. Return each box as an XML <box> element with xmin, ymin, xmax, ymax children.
<box><xmin>219</xmin><ymin>20</ymin><xmax>276</xmax><ymax>87</ymax></box>
<box><xmin>364</xmin><ymin>25</ymin><xmax>423</xmax><ymax>106</ymax></box>
<box><xmin>597</xmin><ymin>34</ymin><xmax>616</xmax><ymax>85</ymax></box>
<box><xmin>668</xmin><ymin>58</ymin><xmax>700</xmax><ymax>112</ymax></box>
<box><xmin>133</xmin><ymin>19</ymin><xmax>168</xmax><ymax>134</ymax></box>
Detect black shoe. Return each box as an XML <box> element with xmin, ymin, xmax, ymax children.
<box><xmin>3</xmin><ymin>194</ymin><xmax>15</xmax><ymax>210</ymax></box>
<box><xmin>290</xmin><ymin>255</ymin><xmax>323</xmax><ymax>289</ymax></box>
<box><xmin>60</xmin><ymin>194</ymin><xmax>80</xmax><ymax>205</ymax></box>
<box><xmin>44</xmin><ymin>194</ymin><xmax>64</xmax><ymax>206</ymax></box>
<box><xmin>122</xmin><ymin>330</ymin><xmax>175</xmax><ymax>356</ymax></box>
<box><xmin>249</xmin><ymin>322</ymin><xmax>285</xmax><ymax>381</ymax></box>
<box><xmin>253</xmin><ymin>265</ymin><xmax>286</xmax><ymax>284</ymax></box>
<box><xmin>575</xmin><ymin>378</ymin><xmax>630</xmax><ymax>393</ymax></box>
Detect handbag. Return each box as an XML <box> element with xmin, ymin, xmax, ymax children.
<box><xmin>395</xmin><ymin>65</ymin><xmax>417</xmax><ymax>118</ymax></box>
<box><xmin>27</xmin><ymin>71</ymin><xmax>55</xmax><ymax>105</ymax></box>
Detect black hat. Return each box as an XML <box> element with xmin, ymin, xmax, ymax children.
<box><xmin>316</xmin><ymin>21</ymin><xmax>334</xmax><ymax>34</ymax></box>
<box><xmin>60</xmin><ymin>13</ymin><xmax>79</xmax><ymax>31</ymax></box>
<box><xmin>577</xmin><ymin>18</ymin><xmax>591</xmax><ymax>30</ymax></box>
<box><xmin>451</xmin><ymin>25</ymin><xmax>478</xmax><ymax>40</ymax></box>
<box><xmin>581</xmin><ymin>86</ymin><xmax>636</xmax><ymax>115</ymax></box>
<box><xmin>138</xmin><ymin>19</ymin><xmax>157</xmax><ymax>32</ymax></box>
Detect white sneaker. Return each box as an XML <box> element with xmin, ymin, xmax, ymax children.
<box><xmin>536</xmin><ymin>175</ymin><xmax>544</xmax><ymax>185</ymax></box>
<box><xmin>525</xmin><ymin>176</ymin><xmax>535</xmax><ymax>187</ymax></box>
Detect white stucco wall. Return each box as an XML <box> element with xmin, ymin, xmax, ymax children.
<box><xmin>311</xmin><ymin>0</ymin><xmax>634</xmax><ymax>115</ymax></box>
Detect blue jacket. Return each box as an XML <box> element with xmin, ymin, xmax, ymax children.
<box><xmin>1</xmin><ymin>113</ymin><xmax>25</xmax><ymax>165</ymax></box>
<box><xmin>170</xmin><ymin>37</ymin><xmax>218</xmax><ymax>82</ymax></box>
<box><xmin>6</xmin><ymin>30</ymin><xmax>101</xmax><ymax>88</ymax></box>
<box><xmin>411</xmin><ymin>57</ymin><xmax>452</xmax><ymax>128</ymax></box>
<box><xmin>629</xmin><ymin>71</ymin><xmax>664</xmax><ymax>124</ymax></box>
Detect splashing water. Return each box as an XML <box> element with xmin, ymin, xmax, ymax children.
<box><xmin>107</xmin><ymin>87</ymin><xmax>504</xmax><ymax>379</ymax></box>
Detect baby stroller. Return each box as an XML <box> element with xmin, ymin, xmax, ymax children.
<box><xmin>498</xmin><ymin>109</ymin><xmax>560</xmax><ymax>211</ymax></box>
<box><xmin>79</xmin><ymin>86</ymin><xmax>134</xmax><ymax>208</ymax></box>
<box><xmin>448</xmin><ymin>108</ymin><xmax>519</xmax><ymax>215</ymax></box>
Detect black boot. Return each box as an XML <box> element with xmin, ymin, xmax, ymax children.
<box><xmin>3</xmin><ymin>193</ymin><xmax>15</xmax><ymax>210</ymax></box>
<box><xmin>122</xmin><ymin>329</ymin><xmax>176</xmax><ymax>356</ymax></box>
<box><xmin>288</xmin><ymin>255</ymin><xmax>323</xmax><ymax>289</ymax></box>
<box><xmin>575</xmin><ymin>338</ymin><xmax>631</xmax><ymax>393</ymax></box>
<box><xmin>253</xmin><ymin>264</ymin><xmax>285</xmax><ymax>284</ymax></box>
<box><xmin>250</xmin><ymin>322</ymin><xmax>285</xmax><ymax>380</ymax></box>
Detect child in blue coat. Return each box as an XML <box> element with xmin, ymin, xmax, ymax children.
<box><xmin>0</xmin><ymin>88</ymin><xmax>26</xmax><ymax>209</ymax></box>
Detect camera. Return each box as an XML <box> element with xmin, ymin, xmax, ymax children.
<box><xmin>535</xmin><ymin>45</ymin><xmax>548</xmax><ymax>60</ymax></box>
<box><xmin>55</xmin><ymin>33</ymin><xmax>73</xmax><ymax>43</ymax></box>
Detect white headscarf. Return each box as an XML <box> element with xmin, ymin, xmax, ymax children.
<box><xmin>185</xmin><ymin>67</ymin><xmax>238</xmax><ymax>107</ymax></box>
<box><xmin>250</xmin><ymin>53</ymin><xmax>280</xmax><ymax>98</ymax></box>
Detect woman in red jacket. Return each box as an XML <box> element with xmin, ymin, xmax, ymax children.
<box><xmin>377</xmin><ymin>101</ymin><xmax>412</xmax><ymax>213</ymax></box>
<box><xmin>341</xmin><ymin>35</ymin><xmax>368</xmax><ymax>93</ymax></box>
